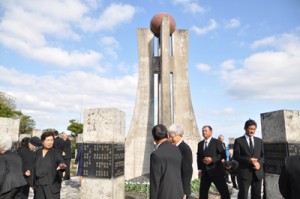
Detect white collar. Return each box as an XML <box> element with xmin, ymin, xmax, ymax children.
<box><xmin>176</xmin><ymin>139</ymin><xmax>183</xmax><ymax>146</ymax></box>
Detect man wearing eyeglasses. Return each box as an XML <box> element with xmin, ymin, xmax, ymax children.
<box><xmin>168</xmin><ymin>124</ymin><xmax>193</xmax><ymax>199</ymax></box>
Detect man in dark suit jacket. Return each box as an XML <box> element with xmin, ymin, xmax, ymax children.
<box><xmin>279</xmin><ymin>155</ymin><xmax>300</xmax><ymax>199</ymax></box>
<box><xmin>62</xmin><ymin>133</ymin><xmax>72</xmax><ymax>180</ymax></box>
<box><xmin>150</xmin><ymin>124</ymin><xmax>184</xmax><ymax>199</ymax></box>
<box><xmin>197</xmin><ymin>125</ymin><xmax>230</xmax><ymax>199</ymax></box>
<box><xmin>53</xmin><ymin>130</ymin><xmax>65</xmax><ymax>155</ymax></box>
<box><xmin>233</xmin><ymin>119</ymin><xmax>264</xmax><ymax>199</ymax></box>
<box><xmin>168</xmin><ymin>124</ymin><xmax>193</xmax><ymax>198</ymax></box>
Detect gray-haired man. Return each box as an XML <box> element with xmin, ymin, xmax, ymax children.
<box><xmin>168</xmin><ymin>124</ymin><xmax>193</xmax><ymax>199</ymax></box>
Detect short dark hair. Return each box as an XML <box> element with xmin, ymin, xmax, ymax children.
<box><xmin>202</xmin><ymin>125</ymin><xmax>212</xmax><ymax>131</ymax></box>
<box><xmin>244</xmin><ymin>119</ymin><xmax>257</xmax><ymax>129</ymax></box>
<box><xmin>152</xmin><ymin>124</ymin><xmax>168</xmax><ymax>141</ymax></box>
<box><xmin>41</xmin><ymin>130</ymin><xmax>55</xmax><ymax>141</ymax></box>
<box><xmin>54</xmin><ymin>130</ymin><xmax>59</xmax><ymax>136</ymax></box>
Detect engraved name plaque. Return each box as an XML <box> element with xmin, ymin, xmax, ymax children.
<box><xmin>83</xmin><ymin>143</ymin><xmax>124</xmax><ymax>178</ymax></box>
<box><xmin>264</xmin><ymin>143</ymin><xmax>287</xmax><ymax>175</ymax></box>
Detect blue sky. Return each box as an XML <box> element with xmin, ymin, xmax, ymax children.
<box><xmin>1</xmin><ymin>0</ymin><xmax>299</xmax><ymax>143</ymax></box>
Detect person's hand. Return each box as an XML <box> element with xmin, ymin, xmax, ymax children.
<box><xmin>57</xmin><ymin>163</ymin><xmax>67</xmax><ymax>170</ymax></box>
<box><xmin>253</xmin><ymin>161</ymin><xmax>261</xmax><ymax>170</ymax></box>
<box><xmin>198</xmin><ymin>170</ymin><xmax>202</xmax><ymax>179</ymax></box>
<box><xmin>25</xmin><ymin>170</ymin><xmax>31</xmax><ymax>176</ymax></box>
<box><xmin>250</xmin><ymin>158</ymin><xmax>258</xmax><ymax>165</ymax></box>
<box><xmin>203</xmin><ymin>157</ymin><xmax>212</xmax><ymax>165</ymax></box>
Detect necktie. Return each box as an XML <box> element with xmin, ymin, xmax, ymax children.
<box><xmin>249</xmin><ymin>137</ymin><xmax>254</xmax><ymax>154</ymax></box>
<box><xmin>204</xmin><ymin>141</ymin><xmax>208</xmax><ymax>151</ymax></box>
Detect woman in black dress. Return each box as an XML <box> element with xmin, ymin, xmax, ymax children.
<box><xmin>34</xmin><ymin>130</ymin><xmax>66</xmax><ymax>199</ymax></box>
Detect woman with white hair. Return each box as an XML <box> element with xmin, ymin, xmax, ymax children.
<box><xmin>0</xmin><ymin>135</ymin><xmax>27</xmax><ymax>198</ymax></box>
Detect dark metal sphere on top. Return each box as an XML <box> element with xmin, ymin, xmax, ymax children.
<box><xmin>150</xmin><ymin>12</ymin><xmax>176</xmax><ymax>38</ymax></box>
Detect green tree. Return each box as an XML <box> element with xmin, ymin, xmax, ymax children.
<box><xmin>19</xmin><ymin>115</ymin><xmax>36</xmax><ymax>134</ymax></box>
<box><xmin>0</xmin><ymin>92</ymin><xmax>36</xmax><ymax>134</ymax></box>
<box><xmin>67</xmin><ymin>119</ymin><xmax>83</xmax><ymax>137</ymax></box>
<box><xmin>0</xmin><ymin>102</ymin><xmax>16</xmax><ymax>117</ymax></box>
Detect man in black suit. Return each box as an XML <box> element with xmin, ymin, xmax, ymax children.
<box><xmin>53</xmin><ymin>130</ymin><xmax>65</xmax><ymax>155</ymax></box>
<box><xmin>150</xmin><ymin>124</ymin><xmax>184</xmax><ymax>199</ymax></box>
<box><xmin>197</xmin><ymin>125</ymin><xmax>230</xmax><ymax>199</ymax></box>
<box><xmin>168</xmin><ymin>124</ymin><xmax>193</xmax><ymax>199</ymax></box>
<box><xmin>233</xmin><ymin>119</ymin><xmax>264</xmax><ymax>199</ymax></box>
<box><xmin>279</xmin><ymin>155</ymin><xmax>300</xmax><ymax>199</ymax></box>
<box><xmin>62</xmin><ymin>133</ymin><xmax>72</xmax><ymax>180</ymax></box>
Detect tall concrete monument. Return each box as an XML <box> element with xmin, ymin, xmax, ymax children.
<box><xmin>125</xmin><ymin>13</ymin><xmax>200</xmax><ymax>180</ymax></box>
<box><xmin>261</xmin><ymin>109</ymin><xmax>300</xmax><ymax>199</ymax></box>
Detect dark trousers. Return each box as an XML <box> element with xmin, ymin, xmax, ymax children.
<box><xmin>199</xmin><ymin>172</ymin><xmax>230</xmax><ymax>199</ymax></box>
<box><xmin>237</xmin><ymin>172</ymin><xmax>262</xmax><ymax>199</ymax></box>
<box><xmin>15</xmin><ymin>184</ymin><xmax>30</xmax><ymax>199</ymax></box>
<box><xmin>35</xmin><ymin>185</ymin><xmax>60</xmax><ymax>199</ymax></box>
<box><xmin>64</xmin><ymin>158</ymin><xmax>71</xmax><ymax>180</ymax></box>
<box><xmin>231</xmin><ymin>173</ymin><xmax>238</xmax><ymax>188</ymax></box>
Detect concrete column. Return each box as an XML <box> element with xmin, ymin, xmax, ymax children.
<box><xmin>261</xmin><ymin>109</ymin><xmax>300</xmax><ymax>199</ymax></box>
<box><xmin>125</xmin><ymin>29</ymin><xmax>155</xmax><ymax>180</ymax></box>
<box><xmin>81</xmin><ymin>108</ymin><xmax>125</xmax><ymax>199</ymax></box>
<box><xmin>171</xmin><ymin>29</ymin><xmax>200</xmax><ymax>179</ymax></box>
<box><xmin>159</xmin><ymin>16</ymin><xmax>171</xmax><ymax>127</ymax></box>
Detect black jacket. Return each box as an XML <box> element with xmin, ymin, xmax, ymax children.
<box><xmin>178</xmin><ymin>141</ymin><xmax>193</xmax><ymax>197</ymax></box>
<box><xmin>0</xmin><ymin>151</ymin><xmax>27</xmax><ymax>195</ymax></box>
<box><xmin>197</xmin><ymin>138</ymin><xmax>226</xmax><ymax>177</ymax></box>
<box><xmin>63</xmin><ymin>138</ymin><xmax>72</xmax><ymax>159</ymax></box>
<box><xmin>150</xmin><ymin>141</ymin><xmax>184</xmax><ymax>199</ymax></box>
<box><xmin>233</xmin><ymin>136</ymin><xmax>264</xmax><ymax>180</ymax></box>
<box><xmin>279</xmin><ymin>155</ymin><xmax>300</xmax><ymax>199</ymax></box>
<box><xmin>18</xmin><ymin>147</ymin><xmax>35</xmax><ymax>186</ymax></box>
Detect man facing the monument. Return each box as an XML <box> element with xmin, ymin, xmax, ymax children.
<box><xmin>167</xmin><ymin>124</ymin><xmax>193</xmax><ymax>199</ymax></box>
<box><xmin>197</xmin><ymin>125</ymin><xmax>230</xmax><ymax>199</ymax></box>
<box><xmin>150</xmin><ymin>124</ymin><xmax>184</xmax><ymax>199</ymax></box>
<box><xmin>233</xmin><ymin>119</ymin><xmax>264</xmax><ymax>199</ymax></box>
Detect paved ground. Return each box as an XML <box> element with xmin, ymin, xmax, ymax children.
<box><xmin>28</xmin><ymin>177</ymin><xmax>243</xmax><ymax>199</ymax></box>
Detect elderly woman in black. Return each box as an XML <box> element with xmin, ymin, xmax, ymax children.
<box><xmin>34</xmin><ymin>130</ymin><xmax>66</xmax><ymax>199</ymax></box>
<box><xmin>18</xmin><ymin>136</ymin><xmax>42</xmax><ymax>198</ymax></box>
<box><xmin>0</xmin><ymin>135</ymin><xmax>27</xmax><ymax>198</ymax></box>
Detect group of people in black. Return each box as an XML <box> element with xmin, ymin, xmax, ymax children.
<box><xmin>150</xmin><ymin>119</ymin><xmax>264</xmax><ymax>199</ymax></box>
<box><xmin>0</xmin><ymin>129</ymin><xmax>71</xmax><ymax>199</ymax></box>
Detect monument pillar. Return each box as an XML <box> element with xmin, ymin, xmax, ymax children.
<box><xmin>261</xmin><ymin>109</ymin><xmax>300</xmax><ymax>199</ymax></box>
<box><xmin>81</xmin><ymin>108</ymin><xmax>125</xmax><ymax>199</ymax></box>
<box><xmin>125</xmin><ymin>13</ymin><xmax>200</xmax><ymax>180</ymax></box>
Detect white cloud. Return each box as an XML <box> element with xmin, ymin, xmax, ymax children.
<box><xmin>172</xmin><ymin>0</ymin><xmax>205</xmax><ymax>14</ymax></box>
<box><xmin>0</xmin><ymin>65</ymin><xmax>138</xmax><ymax>132</ymax></box>
<box><xmin>196</xmin><ymin>63</ymin><xmax>211</xmax><ymax>72</ymax></box>
<box><xmin>192</xmin><ymin>19</ymin><xmax>218</xmax><ymax>35</ymax></box>
<box><xmin>220</xmin><ymin>33</ymin><xmax>300</xmax><ymax>100</ymax></box>
<box><xmin>100</xmin><ymin>36</ymin><xmax>121</xmax><ymax>59</ymax></box>
<box><xmin>225</xmin><ymin>18</ymin><xmax>240</xmax><ymax>29</ymax></box>
<box><xmin>79</xmin><ymin>3</ymin><xmax>136</xmax><ymax>32</ymax></box>
<box><xmin>0</xmin><ymin>0</ymin><xmax>136</xmax><ymax>68</ymax></box>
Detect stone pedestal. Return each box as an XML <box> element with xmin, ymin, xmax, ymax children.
<box><xmin>261</xmin><ymin>109</ymin><xmax>300</xmax><ymax>199</ymax></box>
<box><xmin>0</xmin><ymin>117</ymin><xmax>20</xmax><ymax>142</ymax></box>
<box><xmin>80</xmin><ymin>108</ymin><xmax>125</xmax><ymax>199</ymax></box>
